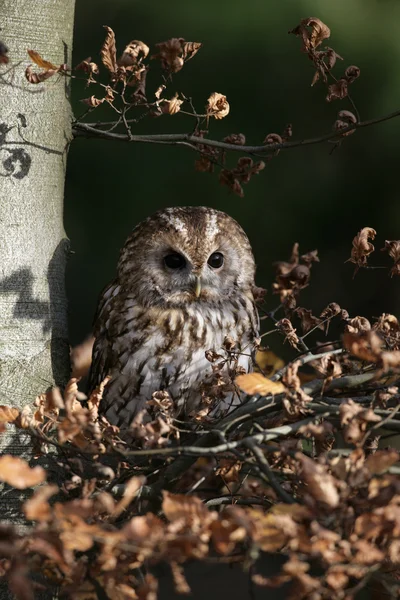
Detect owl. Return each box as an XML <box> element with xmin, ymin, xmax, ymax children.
<box><xmin>88</xmin><ymin>206</ymin><xmax>259</xmax><ymax>428</ymax></box>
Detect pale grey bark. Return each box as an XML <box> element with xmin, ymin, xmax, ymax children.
<box><xmin>0</xmin><ymin>0</ymin><xmax>75</xmax><ymax>559</ymax></box>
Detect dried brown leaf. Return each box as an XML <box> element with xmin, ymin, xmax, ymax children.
<box><xmin>206</xmin><ymin>92</ymin><xmax>230</xmax><ymax>120</ymax></box>
<box><xmin>326</xmin><ymin>78</ymin><xmax>348</xmax><ymax>102</ymax></box>
<box><xmin>71</xmin><ymin>335</ymin><xmax>94</xmax><ymax>378</ymax></box>
<box><xmin>289</xmin><ymin>17</ymin><xmax>331</xmax><ymax>51</ymax></box>
<box><xmin>75</xmin><ymin>57</ymin><xmax>99</xmax><ymax>85</ymax></box>
<box><xmin>162</xmin><ymin>93</ymin><xmax>184</xmax><ymax>115</ymax></box>
<box><xmin>276</xmin><ymin>318</ymin><xmax>300</xmax><ymax>349</ymax></box>
<box><xmin>236</xmin><ymin>372</ymin><xmax>286</xmax><ymax>396</ymax></box>
<box><xmin>182</xmin><ymin>42</ymin><xmax>202</xmax><ymax>62</ymax></box>
<box><xmin>25</xmin><ymin>66</ymin><xmax>57</xmax><ymax>84</ymax></box>
<box><xmin>27</xmin><ymin>49</ymin><xmax>58</xmax><ymax>71</ymax></box>
<box><xmin>0</xmin><ymin>455</ymin><xmax>46</xmax><ymax>489</ymax></box>
<box><xmin>80</xmin><ymin>95</ymin><xmax>104</xmax><ymax>108</ymax></box>
<box><xmin>0</xmin><ymin>406</ymin><xmax>19</xmax><ymax>424</ymax></box>
<box><xmin>382</xmin><ymin>240</ymin><xmax>400</xmax><ymax>277</ymax></box>
<box><xmin>334</xmin><ymin>109</ymin><xmax>357</xmax><ymax>136</ymax></box>
<box><xmin>343</xmin><ymin>330</ymin><xmax>381</xmax><ymax>362</ymax></box>
<box><xmin>347</xmin><ymin>227</ymin><xmax>376</xmax><ymax>274</ymax></box>
<box><xmin>101</xmin><ymin>26</ymin><xmax>117</xmax><ymax>74</ymax></box>
<box><xmin>294</xmin><ymin>307</ymin><xmax>323</xmax><ymax>334</ymax></box>
<box><xmin>345</xmin><ymin>65</ymin><xmax>361</xmax><ymax>82</ymax></box>
<box><xmin>296</xmin><ymin>453</ymin><xmax>340</xmax><ymax>507</ymax></box>
<box><xmin>118</xmin><ymin>40</ymin><xmax>149</xmax><ymax>66</ymax></box>
<box><xmin>23</xmin><ymin>484</ymin><xmax>58</xmax><ymax>521</ymax></box>
<box><xmin>365</xmin><ymin>450</ymin><xmax>399</xmax><ymax>475</ymax></box>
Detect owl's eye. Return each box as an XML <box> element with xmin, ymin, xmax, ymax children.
<box><xmin>208</xmin><ymin>252</ymin><xmax>224</xmax><ymax>269</ymax></box>
<box><xmin>164</xmin><ymin>253</ymin><xmax>186</xmax><ymax>269</ymax></box>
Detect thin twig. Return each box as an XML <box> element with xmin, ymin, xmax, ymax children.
<box><xmin>73</xmin><ymin>108</ymin><xmax>400</xmax><ymax>153</ymax></box>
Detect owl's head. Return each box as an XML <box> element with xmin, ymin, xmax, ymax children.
<box><xmin>117</xmin><ymin>207</ymin><xmax>256</xmax><ymax>307</ymax></box>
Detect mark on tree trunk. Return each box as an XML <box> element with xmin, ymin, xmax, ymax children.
<box><xmin>0</xmin><ymin>121</ymin><xmax>31</xmax><ymax>179</ymax></box>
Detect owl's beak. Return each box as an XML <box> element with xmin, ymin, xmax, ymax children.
<box><xmin>194</xmin><ymin>276</ymin><xmax>202</xmax><ymax>298</ymax></box>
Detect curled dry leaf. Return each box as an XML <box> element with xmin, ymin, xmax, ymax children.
<box><xmin>347</xmin><ymin>227</ymin><xmax>376</xmax><ymax>274</ymax></box>
<box><xmin>153</xmin><ymin>38</ymin><xmax>200</xmax><ymax>73</ymax></box>
<box><xmin>111</xmin><ymin>476</ymin><xmax>146</xmax><ymax>518</ymax></box>
<box><xmin>224</xmin><ymin>133</ymin><xmax>246</xmax><ymax>145</ymax></box>
<box><xmin>345</xmin><ymin>65</ymin><xmax>360</xmax><ymax>82</ymax></box>
<box><xmin>344</xmin><ymin>316</ymin><xmax>372</xmax><ymax>334</ymax></box>
<box><xmin>0</xmin><ymin>405</ymin><xmax>19</xmax><ymax>424</ymax></box>
<box><xmin>25</xmin><ymin>66</ymin><xmax>57</xmax><ymax>84</ymax></box>
<box><xmin>381</xmin><ymin>240</ymin><xmax>400</xmax><ymax>277</ymax></box>
<box><xmin>343</xmin><ymin>330</ymin><xmax>382</xmax><ymax>362</ymax></box>
<box><xmin>289</xmin><ymin>17</ymin><xmax>331</xmax><ymax>51</ymax></box>
<box><xmin>75</xmin><ymin>56</ymin><xmax>99</xmax><ymax>77</ymax></box>
<box><xmin>24</xmin><ymin>484</ymin><xmax>59</xmax><ymax>522</ymax></box>
<box><xmin>117</xmin><ymin>40</ymin><xmax>149</xmax><ymax>66</ymax></box>
<box><xmin>27</xmin><ymin>49</ymin><xmax>58</xmax><ymax>71</ymax></box>
<box><xmin>334</xmin><ymin>109</ymin><xmax>357</xmax><ymax>136</ymax></box>
<box><xmin>235</xmin><ymin>372</ymin><xmax>286</xmax><ymax>396</ymax></box>
<box><xmin>182</xmin><ymin>41</ymin><xmax>202</xmax><ymax>62</ymax></box>
<box><xmin>296</xmin><ymin>453</ymin><xmax>340</xmax><ymax>508</ymax></box>
<box><xmin>71</xmin><ymin>335</ymin><xmax>94</xmax><ymax>379</ymax></box>
<box><xmin>340</xmin><ymin>399</ymin><xmax>381</xmax><ymax>444</ymax></box>
<box><xmin>101</xmin><ymin>26</ymin><xmax>117</xmax><ymax>74</ymax></box>
<box><xmin>206</xmin><ymin>92</ymin><xmax>230</xmax><ymax>120</ymax></box>
<box><xmin>365</xmin><ymin>450</ymin><xmax>399</xmax><ymax>475</ymax></box>
<box><xmin>162</xmin><ymin>491</ymin><xmax>216</xmax><ymax>531</ymax></box>
<box><xmin>80</xmin><ymin>95</ymin><xmax>104</xmax><ymax>108</ymax></box>
<box><xmin>276</xmin><ymin>318</ymin><xmax>300</xmax><ymax>349</ymax></box>
<box><xmin>294</xmin><ymin>307</ymin><xmax>323</xmax><ymax>334</ymax></box>
<box><xmin>162</xmin><ymin>93</ymin><xmax>184</xmax><ymax>115</ymax></box>
<box><xmin>0</xmin><ymin>455</ymin><xmax>46</xmax><ymax>489</ymax></box>
<box><xmin>326</xmin><ymin>78</ymin><xmax>348</xmax><ymax>102</ymax></box>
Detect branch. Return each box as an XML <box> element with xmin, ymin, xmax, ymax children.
<box><xmin>72</xmin><ymin>108</ymin><xmax>400</xmax><ymax>154</ymax></box>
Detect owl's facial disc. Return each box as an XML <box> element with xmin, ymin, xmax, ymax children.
<box><xmin>162</xmin><ymin>248</ymin><xmax>226</xmax><ymax>303</ymax></box>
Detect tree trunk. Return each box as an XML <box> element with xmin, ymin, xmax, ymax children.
<box><xmin>0</xmin><ymin>0</ymin><xmax>75</xmax><ymax>516</ymax></box>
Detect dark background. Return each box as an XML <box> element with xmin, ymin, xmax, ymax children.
<box><xmin>65</xmin><ymin>0</ymin><xmax>400</xmax><ymax>348</ymax></box>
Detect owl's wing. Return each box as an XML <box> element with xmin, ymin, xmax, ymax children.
<box><xmin>87</xmin><ymin>281</ymin><xmax>120</xmax><ymax>394</ymax></box>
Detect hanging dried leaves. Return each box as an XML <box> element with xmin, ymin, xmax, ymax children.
<box><xmin>334</xmin><ymin>109</ymin><xmax>357</xmax><ymax>135</ymax></box>
<box><xmin>206</xmin><ymin>92</ymin><xmax>230</xmax><ymax>120</ymax></box>
<box><xmin>289</xmin><ymin>17</ymin><xmax>331</xmax><ymax>52</ymax></box>
<box><xmin>100</xmin><ymin>26</ymin><xmax>117</xmax><ymax>74</ymax></box>
<box><xmin>382</xmin><ymin>240</ymin><xmax>400</xmax><ymax>277</ymax></box>
<box><xmin>27</xmin><ymin>49</ymin><xmax>58</xmax><ymax>71</ymax></box>
<box><xmin>162</xmin><ymin>93</ymin><xmax>184</xmax><ymax>115</ymax></box>
<box><xmin>346</xmin><ymin>227</ymin><xmax>376</xmax><ymax>275</ymax></box>
<box><xmin>117</xmin><ymin>40</ymin><xmax>149</xmax><ymax>66</ymax></box>
<box><xmin>152</xmin><ymin>38</ymin><xmax>201</xmax><ymax>73</ymax></box>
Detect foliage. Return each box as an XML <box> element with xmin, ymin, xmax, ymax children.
<box><xmin>2</xmin><ymin>13</ymin><xmax>400</xmax><ymax>600</ymax></box>
<box><xmin>20</xmin><ymin>17</ymin><xmax>371</xmax><ymax>198</ymax></box>
<box><xmin>1</xmin><ymin>226</ymin><xmax>400</xmax><ymax>599</ymax></box>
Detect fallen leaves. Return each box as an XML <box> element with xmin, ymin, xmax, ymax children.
<box><xmin>235</xmin><ymin>372</ymin><xmax>286</xmax><ymax>396</ymax></box>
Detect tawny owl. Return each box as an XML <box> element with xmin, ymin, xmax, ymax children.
<box><xmin>88</xmin><ymin>206</ymin><xmax>259</xmax><ymax>428</ymax></box>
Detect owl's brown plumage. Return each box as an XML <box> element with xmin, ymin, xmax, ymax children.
<box><xmin>89</xmin><ymin>206</ymin><xmax>259</xmax><ymax>428</ymax></box>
